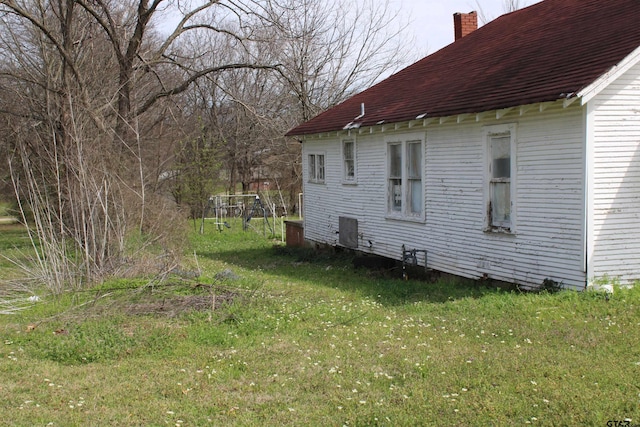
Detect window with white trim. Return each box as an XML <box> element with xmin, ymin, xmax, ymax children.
<box><xmin>308</xmin><ymin>153</ymin><xmax>325</xmax><ymax>183</ymax></box>
<box><xmin>387</xmin><ymin>136</ymin><xmax>424</xmax><ymax>218</ymax></box>
<box><xmin>486</xmin><ymin>124</ymin><xmax>516</xmax><ymax>232</ymax></box>
<box><xmin>342</xmin><ymin>139</ymin><xmax>355</xmax><ymax>182</ymax></box>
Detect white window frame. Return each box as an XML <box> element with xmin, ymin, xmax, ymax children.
<box><xmin>385</xmin><ymin>133</ymin><xmax>425</xmax><ymax>220</ymax></box>
<box><xmin>484</xmin><ymin>123</ymin><xmax>517</xmax><ymax>233</ymax></box>
<box><xmin>308</xmin><ymin>152</ymin><xmax>325</xmax><ymax>184</ymax></box>
<box><xmin>342</xmin><ymin>139</ymin><xmax>356</xmax><ymax>183</ymax></box>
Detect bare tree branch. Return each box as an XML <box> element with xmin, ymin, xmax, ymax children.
<box><xmin>0</xmin><ymin>1</ymin><xmax>83</xmax><ymax>85</ymax></box>
<box><xmin>136</xmin><ymin>62</ymin><xmax>281</xmax><ymax>117</ymax></box>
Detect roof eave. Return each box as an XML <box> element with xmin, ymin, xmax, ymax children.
<box><xmin>292</xmin><ymin>98</ymin><xmax>588</xmax><ymax>140</ymax></box>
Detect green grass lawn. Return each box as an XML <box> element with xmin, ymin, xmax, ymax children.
<box><xmin>0</xmin><ymin>221</ymin><xmax>639</xmax><ymax>425</ymax></box>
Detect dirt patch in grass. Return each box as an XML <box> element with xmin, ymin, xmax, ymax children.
<box><xmin>123</xmin><ymin>288</ymin><xmax>239</xmax><ymax>317</ymax></box>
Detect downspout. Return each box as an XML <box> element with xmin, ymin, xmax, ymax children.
<box><xmin>355</xmin><ymin>103</ymin><xmax>365</xmax><ymax>121</ymax></box>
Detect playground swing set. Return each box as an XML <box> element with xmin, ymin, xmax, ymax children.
<box><xmin>207</xmin><ymin>194</ymin><xmax>283</xmax><ymax>239</ymax></box>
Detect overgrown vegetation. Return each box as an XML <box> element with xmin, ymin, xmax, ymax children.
<box><xmin>0</xmin><ymin>0</ymin><xmax>413</xmax><ymax>291</ymax></box>
<box><xmin>1</xmin><ymin>222</ymin><xmax>639</xmax><ymax>425</ymax></box>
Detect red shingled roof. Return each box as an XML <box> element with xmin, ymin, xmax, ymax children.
<box><xmin>286</xmin><ymin>0</ymin><xmax>640</xmax><ymax>137</ymax></box>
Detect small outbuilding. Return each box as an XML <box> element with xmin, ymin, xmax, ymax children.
<box><xmin>286</xmin><ymin>0</ymin><xmax>640</xmax><ymax>290</ymax></box>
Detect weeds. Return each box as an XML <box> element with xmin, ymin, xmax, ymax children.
<box><xmin>1</xmin><ymin>222</ymin><xmax>639</xmax><ymax>425</ymax></box>
<box><xmin>540</xmin><ymin>278</ymin><xmax>563</xmax><ymax>293</ymax></box>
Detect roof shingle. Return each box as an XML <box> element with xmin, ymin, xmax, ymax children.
<box><xmin>287</xmin><ymin>0</ymin><xmax>640</xmax><ymax>136</ymax></box>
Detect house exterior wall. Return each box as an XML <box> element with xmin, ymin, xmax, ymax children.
<box><xmin>302</xmin><ymin>105</ymin><xmax>587</xmax><ymax>289</ymax></box>
<box><xmin>588</xmin><ymin>60</ymin><xmax>640</xmax><ymax>284</ymax></box>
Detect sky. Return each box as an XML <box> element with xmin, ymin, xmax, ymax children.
<box><xmin>392</xmin><ymin>0</ymin><xmax>543</xmax><ymax>53</ymax></box>
<box><xmin>159</xmin><ymin>1</ymin><xmax>544</xmax><ymax>55</ymax></box>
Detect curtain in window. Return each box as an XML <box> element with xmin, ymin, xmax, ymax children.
<box><xmin>407</xmin><ymin>142</ymin><xmax>422</xmax><ymax>214</ymax></box>
<box><xmin>318</xmin><ymin>155</ymin><xmax>325</xmax><ymax>181</ymax></box>
<box><xmin>389</xmin><ymin>144</ymin><xmax>402</xmax><ymax>211</ymax></box>
<box><xmin>490</xmin><ymin>135</ymin><xmax>510</xmax><ymax>226</ymax></box>
<box><xmin>309</xmin><ymin>154</ymin><xmax>316</xmax><ymax>181</ymax></box>
<box><xmin>343</xmin><ymin>141</ymin><xmax>354</xmax><ymax>179</ymax></box>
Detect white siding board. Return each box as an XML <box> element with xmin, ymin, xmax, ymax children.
<box><xmin>302</xmin><ymin>105</ymin><xmax>587</xmax><ymax>290</ymax></box>
<box><xmin>589</xmin><ymin>60</ymin><xmax>640</xmax><ymax>284</ymax></box>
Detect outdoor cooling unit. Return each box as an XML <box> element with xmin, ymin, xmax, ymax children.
<box><xmin>338</xmin><ymin>216</ymin><xmax>358</xmax><ymax>248</ymax></box>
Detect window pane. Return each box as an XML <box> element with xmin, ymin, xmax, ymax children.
<box><xmin>409</xmin><ymin>179</ymin><xmax>422</xmax><ymax>214</ymax></box>
<box><xmin>390</xmin><ymin>179</ymin><xmax>402</xmax><ymax>211</ymax></box>
<box><xmin>491</xmin><ymin>182</ymin><xmax>510</xmax><ymax>225</ymax></box>
<box><xmin>309</xmin><ymin>154</ymin><xmax>316</xmax><ymax>181</ymax></box>
<box><xmin>344</xmin><ymin>141</ymin><xmax>354</xmax><ymax>178</ymax></box>
<box><xmin>345</xmin><ymin>160</ymin><xmax>354</xmax><ymax>178</ymax></box>
<box><xmin>318</xmin><ymin>155</ymin><xmax>325</xmax><ymax>181</ymax></box>
<box><xmin>408</xmin><ymin>142</ymin><xmax>421</xmax><ymax>178</ymax></box>
<box><xmin>389</xmin><ymin>144</ymin><xmax>401</xmax><ymax>178</ymax></box>
<box><xmin>491</xmin><ymin>136</ymin><xmax>510</xmax><ymax>179</ymax></box>
<box><xmin>343</xmin><ymin>141</ymin><xmax>354</xmax><ymax>160</ymax></box>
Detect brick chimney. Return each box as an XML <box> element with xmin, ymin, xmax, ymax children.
<box><xmin>454</xmin><ymin>11</ymin><xmax>478</xmax><ymax>41</ymax></box>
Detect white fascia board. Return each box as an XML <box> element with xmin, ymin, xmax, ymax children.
<box><xmin>578</xmin><ymin>45</ymin><xmax>640</xmax><ymax>105</ymax></box>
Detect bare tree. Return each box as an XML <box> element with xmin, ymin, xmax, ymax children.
<box><xmin>474</xmin><ymin>0</ymin><xmax>529</xmax><ymax>24</ymax></box>
<box><xmin>0</xmin><ymin>0</ymin><xmax>416</xmax><ymax>290</ymax></box>
<box><xmin>171</xmin><ymin>124</ymin><xmax>220</xmax><ymax>234</ymax></box>
<box><xmin>191</xmin><ymin>0</ymin><xmax>413</xmax><ymax>212</ymax></box>
<box><xmin>254</xmin><ymin>0</ymin><xmax>413</xmax><ymax>122</ymax></box>
<box><xmin>503</xmin><ymin>0</ymin><xmax>525</xmax><ymax>13</ymax></box>
<box><xmin>0</xmin><ymin>0</ymin><xmax>278</xmax><ymax>290</ymax></box>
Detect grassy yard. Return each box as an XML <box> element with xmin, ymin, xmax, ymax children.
<box><xmin>0</xmin><ymin>221</ymin><xmax>639</xmax><ymax>426</ymax></box>
<box><xmin>0</xmin><ymin>202</ymin><xmax>19</xmax><ymax>225</ymax></box>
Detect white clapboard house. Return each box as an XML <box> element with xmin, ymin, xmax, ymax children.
<box><xmin>286</xmin><ymin>0</ymin><xmax>640</xmax><ymax>290</ymax></box>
